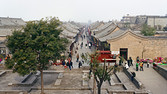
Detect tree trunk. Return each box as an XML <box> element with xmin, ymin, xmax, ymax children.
<box><xmin>97</xmin><ymin>85</ymin><xmax>101</xmax><ymax>94</ymax></box>
<box><xmin>40</xmin><ymin>70</ymin><xmax>44</xmax><ymax>94</ymax></box>
<box><xmin>93</xmin><ymin>76</ymin><xmax>96</xmax><ymax>94</ymax></box>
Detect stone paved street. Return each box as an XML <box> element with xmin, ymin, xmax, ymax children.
<box><xmin>129</xmin><ymin>64</ymin><xmax>167</xmax><ymax>94</ymax></box>
<box><xmin>71</xmin><ymin>28</ymin><xmax>96</xmax><ymax>69</ymax></box>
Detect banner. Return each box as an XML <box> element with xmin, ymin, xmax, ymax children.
<box><xmin>111</xmin><ymin>51</ymin><xmax>119</xmax><ymax>55</ymax></box>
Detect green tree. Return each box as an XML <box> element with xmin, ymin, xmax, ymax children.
<box><xmin>141</xmin><ymin>24</ymin><xmax>155</xmax><ymax>36</ymax></box>
<box><xmin>89</xmin><ymin>52</ymin><xmax>119</xmax><ymax>94</ymax></box>
<box><xmin>5</xmin><ymin>17</ymin><xmax>68</xmax><ymax>94</ymax></box>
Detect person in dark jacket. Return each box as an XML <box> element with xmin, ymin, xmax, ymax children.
<box><xmin>76</xmin><ymin>54</ymin><xmax>79</xmax><ymax>62</ymax></box>
<box><xmin>129</xmin><ymin>57</ymin><xmax>133</xmax><ymax>66</ymax></box>
<box><xmin>70</xmin><ymin>61</ymin><xmax>73</xmax><ymax>68</ymax></box>
<box><xmin>67</xmin><ymin>61</ymin><xmax>71</xmax><ymax>70</ymax></box>
<box><xmin>62</xmin><ymin>59</ymin><xmax>65</xmax><ymax>66</ymax></box>
<box><xmin>78</xmin><ymin>61</ymin><xmax>82</xmax><ymax>68</ymax></box>
<box><xmin>136</xmin><ymin>56</ymin><xmax>139</xmax><ymax>63</ymax></box>
<box><xmin>131</xmin><ymin>72</ymin><xmax>136</xmax><ymax>81</ymax></box>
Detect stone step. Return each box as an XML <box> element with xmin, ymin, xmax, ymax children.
<box><xmin>82</xmin><ymin>79</ymin><xmax>88</xmax><ymax>86</ymax></box>
<box><xmin>0</xmin><ymin>71</ymin><xmax>6</xmax><ymax>77</ymax></box>
<box><xmin>110</xmin><ymin>76</ymin><xmax>115</xmax><ymax>85</ymax></box>
<box><xmin>58</xmin><ymin>73</ymin><xmax>64</xmax><ymax>79</ymax></box>
<box><xmin>21</xmin><ymin>73</ymin><xmax>32</xmax><ymax>83</ymax></box>
<box><xmin>55</xmin><ymin>79</ymin><xmax>62</xmax><ymax>86</ymax></box>
<box><xmin>35</xmin><ymin>71</ymin><xmax>40</xmax><ymax>77</ymax></box>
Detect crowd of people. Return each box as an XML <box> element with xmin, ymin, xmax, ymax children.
<box><xmin>118</xmin><ymin>56</ymin><xmax>151</xmax><ymax>71</ymax></box>
<box><xmin>49</xmin><ymin>27</ymin><xmax>93</xmax><ymax>70</ymax></box>
<box><xmin>117</xmin><ymin>55</ymin><xmax>153</xmax><ymax>81</ymax></box>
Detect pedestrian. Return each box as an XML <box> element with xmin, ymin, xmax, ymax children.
<box><xmin>76</xmin><ymin>46</ymin><xmax>78</xmax><ymax>50</ymax></box>
<box><xmin>136</xmin><ymin>56</ymin><xmax>140</xmax><ymax>63</ymax></box>
<box><xmin>136</xmin><ymin>62</ymin><xmax>139</xmax><ymax>71</ymax></box>
<box><xmin>131</xmin><ymin>72</ymin><xmax>136</xmax><ymax>81</ymax></box>
<box><xmin>116</xmin><ymin>55</ymin><xmax>120</xmax><ymax>64</ymax></box>
<box><xmin>129</xmin><ymin>57</ymin><xmax>133</xmax><ymax>66</ymax></box>
<box><xmin>147</xmin><ymin>59</ymin><xmax>149</xmax><ymax>68</ymax></box>
<box><xmin>69</xmin><ymin>53</ymin><xmax>72</xmax><ymax>59</ymax></box>
<box><xmin>67</xmin><ymin>61</ymin><xmax>71</xmax><ymax>70</ymax></box>
<box><xmin>125</xmin><ymin>63</ymin><xmax>129</xmax><ymax>70</ymax></box>
<box><xmin>68</xmin><ymin>57</ymin><xmax>71</xmax><ymax>63</ymax></box>
<box><xmin>0</xmin><ymin>57</ymin><xmax>2</xmax><ymax>64</ymax></box>
<box><xmin>81</xmin><ymin>42</ymin><xmax>83</xmax><ymax>49</ymax></box>
<box><xmin>88</xmin><ymin>43</ymin><xmax>91</xmax><ymax>49</ymax></box>
<box><xmin>62</xmin><ymin>59</ymin><xmax>65</xmax><ymax>66</ymax></box>
<box><xmin>85</xmin><ymin>44</ymin><xmax>87</xmax><ymax>48</ymax></box>
<box><xmin>81</xmin><ymin>35</ymin><xmax>83</xmax><ymax>41</ymax></box>
<box><xmin>70</xmin><ymin>61</ymin><xmax>73</xmax><ymax>68</ymax></box>
<box><xmin>140</xmin><ymin>62</ymin><xmax>143</xmax><ymax>71</ymax></box>
<box><xmin>119</xmin><ymin>56</ymin><xmax>123</xmax><ymax>66</ymax></box>
<box><xmin>113</xmin><ymin>62</ymin><xmax>118</xmax><ymax>74</ymax></box>
<box><xmin>78</xmin><ymin>61</ymin><xmax>82</xmax><ymax>68</ymax></box>
<box><xmin>76</xmin><ymin>54</ymin><xmax>79</xmax><ymax>62</ymax></box>
<box><xmin>142</xmin><ymin>62</ymin><xmax>144</xmax><ymax>71</ymax></box>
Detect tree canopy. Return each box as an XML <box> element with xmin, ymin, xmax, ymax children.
<box><xmin>5</xmin><ymin>17</ymin><xmax>68</xmax><ymax>76</ymax></box>
<box><xmin>141</xmin><ymin>24</ymin><xmax>155</xmax><ymax>36</ymax></box>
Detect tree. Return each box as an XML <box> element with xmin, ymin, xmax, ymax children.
<box><xmin>89</xmin><ymin>52</ymin><xmax>119</xmax><ymax>94</ymax></box>
<box><xmin>141</xmin><ymin>24</ymin><xmax>155</xmax><ymax>36</ymax></box>
<box><xmin>5</xmin><ymin>17</ymin><xmax>68</xmax><ymax>94</ymax></box>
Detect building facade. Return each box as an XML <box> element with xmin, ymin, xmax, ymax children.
<box><xmin>147</xmin><ymin>16</ymin><xmax>167</xmax><ymax>30</ymax></box>
<box><xmin>107</xmin><ymin>30</ymin><xmax>167</xmax><ymax>61</ymax></box>
<box><xmin>120</xmin><ymin>14</ymin><xmax>167</xmax><ymax>31</ymax></box>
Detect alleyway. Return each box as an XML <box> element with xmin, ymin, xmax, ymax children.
<box><xmin>71</xmin><ymin>27</ymin><xmax>96</xmax><ymax>68</ymax></box>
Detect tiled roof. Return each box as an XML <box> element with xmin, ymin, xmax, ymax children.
<box><xmin>99</xmin><ymin>29</ymin><xmax>124</xmax><ymax>41</ymax></box>
<box><xmin>93</xmin><ymin>22</ymin><xmax>113</xmax><ymax>34</ymax></box>
<box><xmin>0</xmin><ymin>17</ymin><xmax>25</xmax><ymax>26</ymax></box>
<box><xmin>93</xmin><ymin>23</ymin><xmax>117</xmax><ymax>38</ymax></box>
<box><xmin>107</xmin><ymin>29</ymin><xmax>167</xmax><ymax>41</ymax></box>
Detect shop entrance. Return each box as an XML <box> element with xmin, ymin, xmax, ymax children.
<box><xmin>120</xmin><ymin>48</ymin><xmax>128</xmax><ymax>60</ymax></box>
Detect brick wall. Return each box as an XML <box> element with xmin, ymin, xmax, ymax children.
<box><xmin>108</xmin><ymin>31</ymin><xmax>167</xmax><ymax>60</ymax></box>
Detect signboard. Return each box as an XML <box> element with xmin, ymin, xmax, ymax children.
<box><xmin>111</xmin><ymin>51</ymin><xmax>119</xmax><ymax>55</ymax></box>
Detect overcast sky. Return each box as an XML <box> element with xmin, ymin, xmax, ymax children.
<box><xmin>1</xmin><ymin>0</ymin><xmax>167</xmax><ymax>22</ymax></box>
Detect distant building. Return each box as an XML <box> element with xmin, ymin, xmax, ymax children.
<box><xmin>120</xmin><ymin>14</ymin><xmax>167</xmax><ymax>31</ymax></box>
<box><xmin>147</xmin><ymin>16</ymin><xmax>167</xmax><ymax>30</ymax></box>
<box><xmin>0</xmin><ymin>17</ymin><xmax>25</xmax><ymax>57</ymax></box>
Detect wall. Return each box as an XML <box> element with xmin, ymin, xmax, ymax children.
<box><xmin>0</xmin><ymin>36</ymin><xmax>6</xmax><ymax>41</ymax></box>
<box><xmin>0</xmin><ymin>90</ymin><xmax>27</xmax><ymax>94</ymax></box>
<box><xmin>147</xmin><ymin>17</ymin><xmax>167</xmax><ymax>30</ymax></box>
<box><xmin>153</xmin><ymin>65</ymin><xmax>167</xmax><ymax>80</ymax></box>
<box><xmin>108</xmin><ymin>32</ymin><xmax>167</xmax><ymax>61</ymax></box>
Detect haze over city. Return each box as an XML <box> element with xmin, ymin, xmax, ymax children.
<box><xmin>1</xmin><ymin>0</ymin><xmax>167</xmax><ymax>94</ymax></box>
<box><xmin>1</xmin><ymin>0</ymin><xmax>167</xmax><ymax>22</ymax></box>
